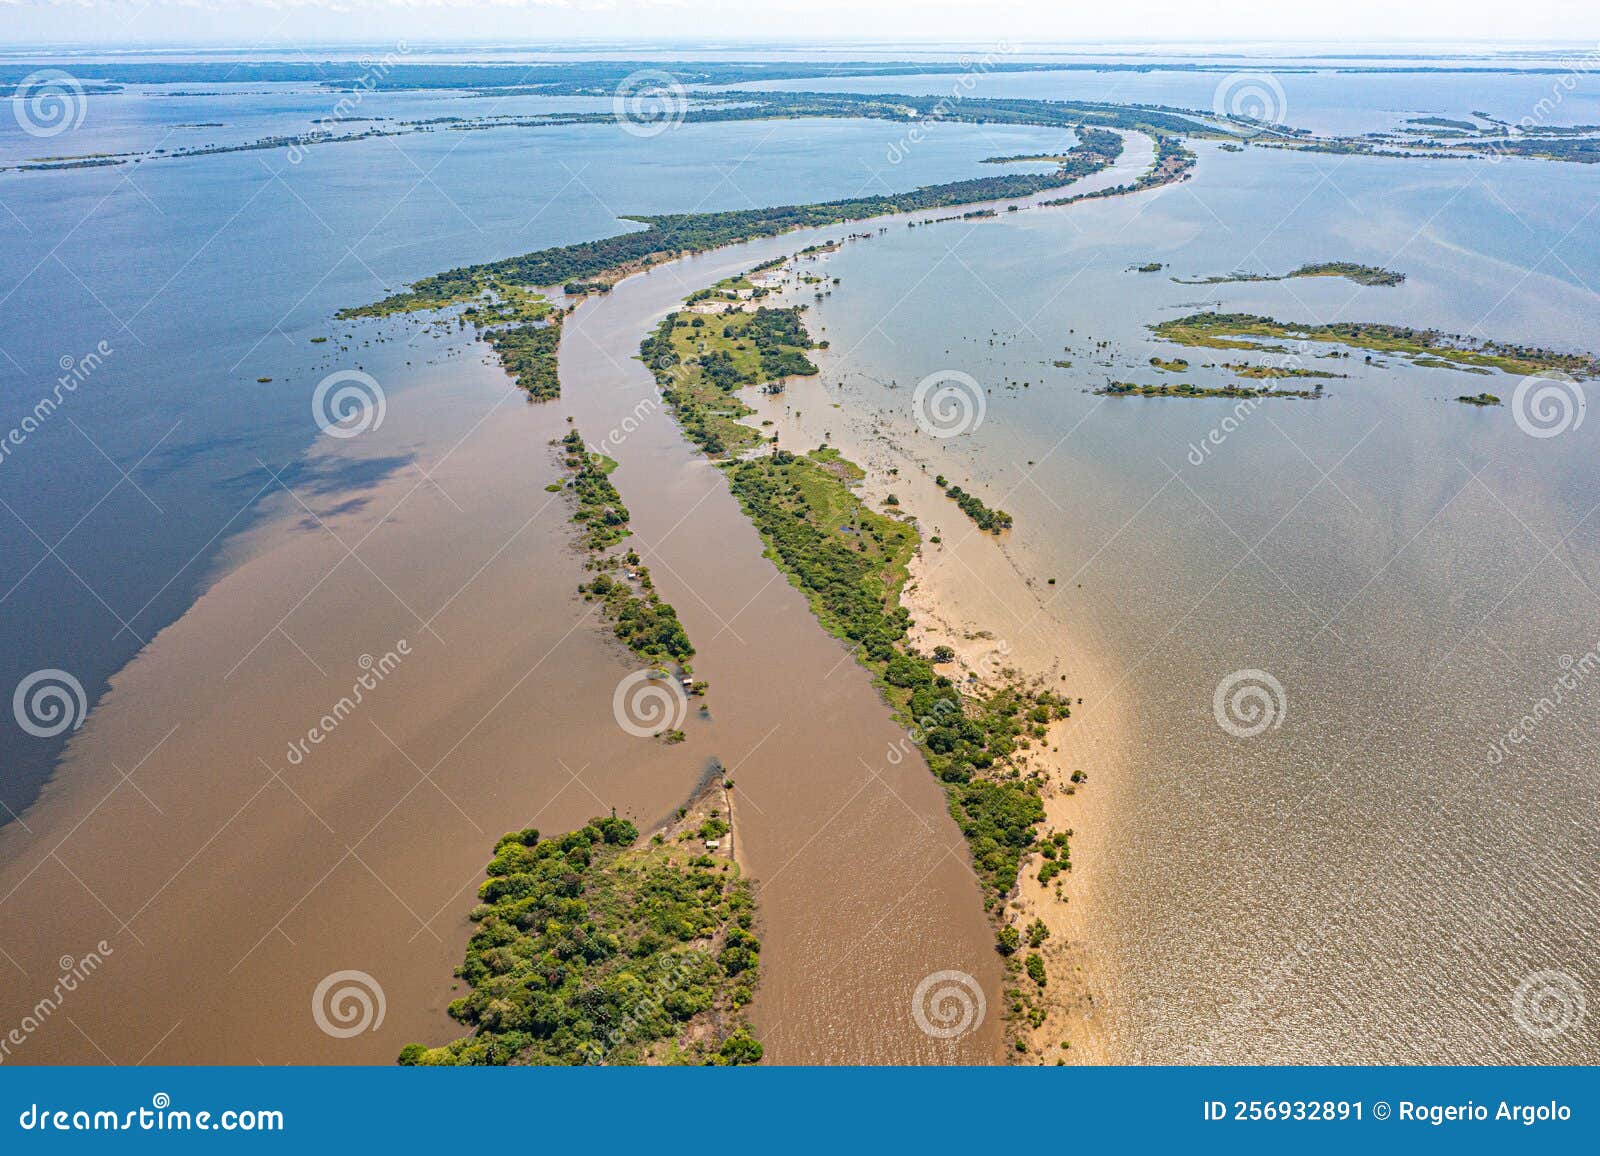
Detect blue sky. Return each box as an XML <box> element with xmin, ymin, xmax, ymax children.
<box><xmin>0</xmin><ymin>1</ymin><xmax>1596</xmax><ymax>49</ymax></box>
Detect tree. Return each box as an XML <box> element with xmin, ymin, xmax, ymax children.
<box><xmin>1026</xmin><ymin>953</ymin><xmax>1047</xmax><ymax>986</ymax></box>
<box><xmin>718</xmin><ymin>1030</ymin><xmax>764</xmax><ymax>1065</ymax></box>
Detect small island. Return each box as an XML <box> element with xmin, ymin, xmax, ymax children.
<box><xmin>1151</xmin><ymin>312</ymin><xmax>1600</xmax><ymax>377</ymax></box>
<box><xmin>1455</xmin><ymin>392</ymin><xmax>1502</xmax><ymax>406</ymax></box>
<box><xmin>933</xmin><ymin>475</ymin><xmax>1013</xmax><ymax>533</ymax></box>
<box><xmin>1172</xmin><ymin>261</ymin><xmax>1406</xmax><ymax>287</ymax></box>
<box><xmin>397</xmin><ymin>802</ymin><xmax>762</xmax><ymax>1066</ymax></box>
<box><xmin>1096</xmin><ymin>380</ymin><xmax>1320</xmax><ymax>400</ymax></box>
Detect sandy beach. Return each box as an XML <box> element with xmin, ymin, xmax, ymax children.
<box><xmin>735</xmin><ymin>310</ymin><xmax>1134</xmax><ymax>1058</ymax></box>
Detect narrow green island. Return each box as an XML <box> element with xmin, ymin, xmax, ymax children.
<box><xmin>637</xmin><ymin>263</ymin><xmax>1076</xmax><ymax>1046</ymax></box>
<box><xmin>1151</xmin><ymin>312</ymin><xmax>1600</xmax><ymax>377</ymax></box>
<box><xmin>397</xmin><ymin>801</ymin><xmax>761</xmax><ymax>1066</ymax></box>
<box><xmin>1097</xmin><ymin>380</ymin><xmax>1321</xmax><ymax>400</ymax></box>
<box><xmin>335</xmin><ymin>120</ymin><xmax>1128</xmax><ymax>404</ymax></box>
<box><xmin>722</xmin><ymin>448</ymin><xmax>1066</xmax><ymax>907</ymax></box>
<box><xmin>1222</xmin><ymin>361</ymin><xmax>1343</xmax><ymax>380</ymax></box>
<box><xmin>1407</xmin><ymin>116</ymin><xmax>1481</xmax><ymax>133</ymax></box>
<box><xmin>934</xmin><ymin>474</ymin><xmax>1014</xmax><ymax>533</ymax></box>
<box><xmin>1456</xmin><ymin>392</ymin><xmax>1502</xmax><ymax>406</ymax></box>
<box><xmin>560</xmin><ymin>428</ymin><xmax>698</xmax><ymax>690</ymax></box>
<box><xmin>645</xmin><ymin>263</ymin><xmax>1072</xmax><ymax>907</ymax></box>
<box><xmin>1172</xmin><ymin>261</ymin><xmax>1405</xmax><ymax>287</ymax></box>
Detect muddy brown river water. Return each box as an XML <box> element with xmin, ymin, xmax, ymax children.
<box><xmin>0</xmin><ymin>131</ymin><xmax>1152</xmax><ymax>1065</ymax></box>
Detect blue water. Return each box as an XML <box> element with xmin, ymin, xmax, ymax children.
<box><xmin>0</xmin><ymin>47</ymin><xmax>1596</xmax><ymax>1065</ymax></box>
<box><xmin>783</xmin><ymin>137</ymin><xmax>1600</xmax><ymax>1061</ymax></box>
<box><xmin>0</xmin><ymin>89</ymin><xmax>1075</xmax><ymax>821</ymax></box>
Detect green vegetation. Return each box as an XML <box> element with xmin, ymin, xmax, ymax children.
<box><xmin>1222</xmin><ymin>362</ymin><xmax>1343</xmax><ymax>380</ymax></box>
<box><xmin>1135</xmin><ymin>262</ymin><xmax>1165</xmax><ymax>273</ymax></box>
<box><xmin>1045</xmin><ymin>134</ymin><xmax>1196</xmax><ymax>208</ymax></box>
<box><xmin>561</xmin><ymin>430</ymin><xmax>694</xmax><ymax>666</ymax></box>
<box><xmin>349</xmin><ymin>122</ymin><xmax>1126</xmax><ymax>320</ymax></box>
<box><xmin>639</xmin><ymin>296</ymin><xmax>819</xmax><ymax>457</ymax></box>
<box><xmin>1456</xmin><ymin>392</ymin><xmax>1502</xmax><ymax>406</ymax></box>
<box><xmin>638</xmin><ymin>276</ymin><xmax>1073</xmax><ymax>902</ymax></box>
<box><xmin>563</xmin><ymin>431</ymin><xmax>630</xmax><ymax>551</ymax></box>
<box><xmin>1407</xmin><ymin>116</ymin><xmax>1480</xmax><ymax>132</ymax></box>
<box><xmin>397</xmin><ymin>814</ymin><xmax>760</xmax><ymax>1066</ymax></box>
<box><xmin>982</xmin><ymin>152</ymin><xmax>1077</xmax><ymax>165</ymax></box>
<box><xmin>1097</xmin><ymin>380</ymin><xmax>1320</xmax><ymax>400</ymax></box>
<box><xmin>941</xmin><ymin>482</ymin><xmax>1013</xmax><ymax>533</ymax></box>
<box><xmin>1149</xmin><ymin>356</ymin><xmax>1189</xmax><ymax>372</ymax></box>
<box><xmin>1151</xmin><ymin>312</ymin><xmax>1600</xmax><ymax>378</ymax></box>
<box><xmin>722</xmin><ymin>448</ymin><xmax>1066</xmax><ymax>898</ymax></box>
<box><xmin>340</xmin><ymin>282</ymin><xmax>564</xmax><ymax>400</ymax></box>
<box><xmin>1173</xmin><ymin>261</ymin><xmax>1405</xmax><ymax>287</ymax></box>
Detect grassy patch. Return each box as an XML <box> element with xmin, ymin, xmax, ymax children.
<box><xmin>640</xmin><ymin>300</ymin><xmax>819</xmax><ymax>456</ymax></box>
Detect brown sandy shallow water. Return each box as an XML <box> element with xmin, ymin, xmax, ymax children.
<box><xmin>0</xmin><ymin>131</ymin><xmax>1150</xmax><ymax>1065</ymax></box>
